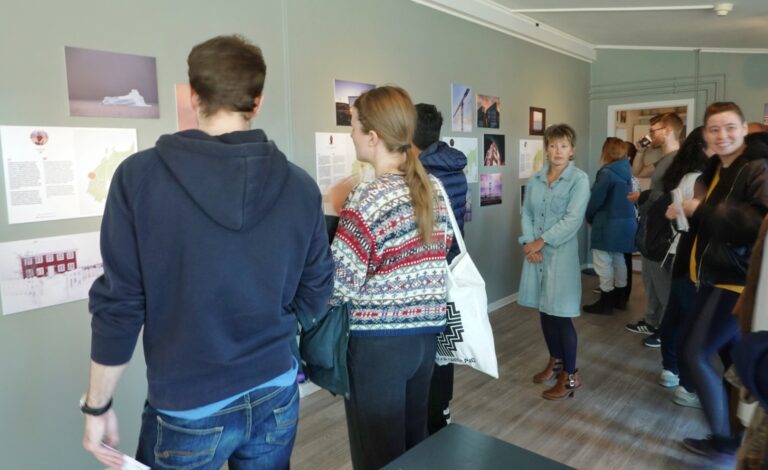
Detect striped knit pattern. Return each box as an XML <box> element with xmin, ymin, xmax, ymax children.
<box><xmin>331</xmin><ymin>174</ymin><xmax>453</xmax><ymax>336</ymax></box>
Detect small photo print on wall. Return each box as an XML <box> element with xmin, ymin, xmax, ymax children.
<box><xmin>464</xmin><ymin>187</ymin><xmax>472</xmax><ymax>222</ymax></box>
<box><xmin>65</xmin><ymin>46</ymin><xmax>159</xmax><ymax>118</ymax></box>
<box><xmin>334</xmin><ymin>79</ymin><xmax>376</xmax><ymax>126</ymax></box>
<box><xmin>529</xmin><ymin>107</ymin><xmax>546</xmax><ymax>136</ymax></box>
<box><xmin>483</xmin><ymin>134</ymin><xmax>505</xmax><ymax>166</ymax></box>
<box><xmin>477</xmin><ymin>94</ymin><xmax>500</xmax><ymax>129</ymax></box>
<box><xmin>451</xmin><ymin>83</ymin><xmax>473</xmax><ymax>132</ymax></box>
<box><xmin>480</xmin><ymin>173</ymin><xmax>502</xmax><ymax>206</ymax></box>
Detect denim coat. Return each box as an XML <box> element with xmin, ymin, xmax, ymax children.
<box><xmin>518</xmin><ymin>162</ymin><xmax>590</xmax><ymax>317</ymax></box>
<box><xmin>586</xmin><ymin>159</ymin><xmax>637</xmax><ymax>253</ymax></box>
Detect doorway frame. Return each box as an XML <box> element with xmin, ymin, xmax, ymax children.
<box><xmin>606</xmin><ymin>98</ymin><xmax>696</xmax><ymax>139</ymax></box>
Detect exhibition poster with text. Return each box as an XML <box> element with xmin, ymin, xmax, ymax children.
<box><xmin>1</xmin><ymin>126</ymin><xmax>137</xmax><ymax>224</ymax></box>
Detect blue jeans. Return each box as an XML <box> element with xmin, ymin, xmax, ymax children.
<box><xmin>136</xmin><ymin>383</ymin><xmax>299</xmax><ymax>469</ymax></box>
<box><xmin>659</xmin><ymin>277</ymin><xmax>697</xmax><ymax>390</ymax></box>
<box><xmin>682</xmin><ymin>285</ymin><xmax>740</xmax><ymax>439</ymax></box>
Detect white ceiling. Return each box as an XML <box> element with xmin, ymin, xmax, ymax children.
<box><xmin>495</xmin><ymin>0</ymin><xmax>768</xmax><ymax>49</ymax></box>
<box><xmin>413</xmin><ymin>0</ymin><xmax>768</xmax><ymax>61</ymax></box>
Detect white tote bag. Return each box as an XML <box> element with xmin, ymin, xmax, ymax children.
<box><xmin>435</xmin><ymin>184</ymin><xmax>498</xmax><ymax>378</ymax></box>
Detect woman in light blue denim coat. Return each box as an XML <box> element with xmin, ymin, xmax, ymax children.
<box><xmin>518</xmin><ymin>124</ymin><xmax>590</xmax><ymax>400</ymax></box>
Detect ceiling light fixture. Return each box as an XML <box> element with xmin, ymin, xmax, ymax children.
<box><xmin>713</xmin><ymin>3</ymin><xmax>733</xmax><ymax>16</ymax></box>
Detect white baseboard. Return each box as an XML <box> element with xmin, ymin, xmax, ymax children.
<box><xmin>488</xmin><ymin>293</ymin><xmax>518</xmax><ymax>314</ymax></box>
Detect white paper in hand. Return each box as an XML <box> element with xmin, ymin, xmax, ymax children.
<box><xmin>101</xmin><ymin>444</ymin><xmax>150</xmax><ymax>470</ymax></box>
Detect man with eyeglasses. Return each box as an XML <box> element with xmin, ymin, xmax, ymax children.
<box><xmin>626</xmin><ymin>113</ymin><xmax>684</xmax><ymax>348</ymax></box>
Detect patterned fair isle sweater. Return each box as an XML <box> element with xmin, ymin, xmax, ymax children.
<box><xmin>331</xmin><ymin>174</ymin><xmax>453</xmax><ymax>336</ymax></box>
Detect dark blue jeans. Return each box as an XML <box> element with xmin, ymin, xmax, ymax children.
<box><xmin>659</xmin><ymin>277</ymin><xmax>697</xmax><ymax>391</ymax></box>
<box><xmin>539</xmin><ymin>312</ymin><xmax>578</xmax><ymax>374</ymax></box>
<box><xmin>345</xmin><ymin>334</ymin><xmax>436</xmax><ymax>470</ymax></box>
<box><xmin>136</xmin><ymin>383</ymin><xmax>299</xmax><ymax>469</ymax></box>
<box><xmin>682</xmin><ymin>285</ymin><xmax>740</xmax><ymax>439</ymax></box>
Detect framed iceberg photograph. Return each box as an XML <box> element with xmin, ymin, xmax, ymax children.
<box><xmin>65</xmin><ymin>46</ymin><xmax>159</xmax><ymax>119</ymax></box>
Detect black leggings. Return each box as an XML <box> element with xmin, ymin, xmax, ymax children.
<box><xmin>539</xmin><ymin>312</ymin><xmax>578</xmax><ymax>374</ymax></box>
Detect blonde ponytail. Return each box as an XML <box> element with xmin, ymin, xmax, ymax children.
<box><xmin>354</xmin><ymin>85</ymin><xmax>436</xmax><ymax>243</ymax></box>
<box><xmin>401</xmin><ymin>148</ymin><xmax>434</xmax><ymax>243</ymax></box>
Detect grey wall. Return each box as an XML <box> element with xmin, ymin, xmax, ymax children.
<box><xmin>0</xmin><ymin>0</ymin><xmax>590</xmax><ymax>467</ymax></box>
<box><xmin>0</xmin><ymin>1</ymin><xmax>289</xmax><ymax>468</ymax></box>
<box><xmin>588</xmin><ymin>49</ymin><xmax>768</xmax><ymax>177</ymax></box>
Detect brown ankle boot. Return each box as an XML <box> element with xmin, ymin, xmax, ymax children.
<box><xmin>542</xmin><ymin>370</ymin><xmax>581</xmax><ymax>400</ymax></box>
<box><xmin>533</xmin><ymin>357</ymin><xmax>563</xmax><ymax>383</ymax></box>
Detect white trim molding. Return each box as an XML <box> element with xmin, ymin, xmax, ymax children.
<box><xmin>488</xmin><ymin>293</ymin><xmax>518</xmax><ymax>314</ymax></box>
<box><xmin>411</xmin><ymin>0</ymin><xmax>597</xmax><ymax>63</ymax></box>
<box><xmin>597</xmin><ymin>45</ymin><xmax>768</xmax><ymax>54</ymax></box>
<box><xmin>607</xmin><ymin>98</ymin><xmax>696</xmax><ymax>139</ymax></box>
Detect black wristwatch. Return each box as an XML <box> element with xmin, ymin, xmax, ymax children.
<box><xmin>79</xmin><ymin>394</ymin><xmax>113</xmax><ymax>416</ymax></box>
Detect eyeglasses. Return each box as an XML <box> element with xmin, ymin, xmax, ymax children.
<box><xmin>649</xmin><ymin>126</ymin><xmax>666</xmax><ymax>134</ymax></box>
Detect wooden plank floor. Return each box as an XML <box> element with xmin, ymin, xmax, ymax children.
<box><xmin>291</xmin><ymin>273</ymin><xmax>725</xmax><ymax>469</ymax></box>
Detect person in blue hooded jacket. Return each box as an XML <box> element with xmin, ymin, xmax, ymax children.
<box><xmin>81</xmin><ymin>35</ymin><xmax>334</xmax><ymax>470</ymax></box>
<box><xmin>413</xmin><ymin>103</ymin><xmax>468</xmax><ymax>434</ymax></box>
<box><xmin>583</xmin><ymin>138</ymin><xmax>638</xmax><ymax>315</ymax></box>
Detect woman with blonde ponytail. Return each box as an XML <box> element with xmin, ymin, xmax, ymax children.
<box><xmin>329</xmin><ymin>86</ymin><xmax>453</xmax><ymax>469</ymax></box>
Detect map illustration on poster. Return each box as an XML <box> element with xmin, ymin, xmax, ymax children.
<box><xmin>1</xmin><ymin>126</ymin><xmax>137</xmax><ymax>224</ymax></box>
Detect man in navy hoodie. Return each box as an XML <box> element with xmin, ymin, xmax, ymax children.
<box><xmin>413</xmin><ymin>103</ymin><xmax>468</xmax><ymax>434</ymax></box>
<box><xmin>81</xmin><ymin>35</ymin><xmax>334</xmax><ymax>469</ymax></box>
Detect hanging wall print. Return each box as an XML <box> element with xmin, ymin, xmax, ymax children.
<box><xmin>0</xmin><ymin>232</ymin><xmax>102</xmax><ymax>315</ymax></box>
<box><xmin>334</xmin><ymin>79</ymin><xmax>376</xmax><ymax>126</ymax></box>
<box><xmin>451</xmin><ymin>84</ymin><xmax>473</xmax><ymax>132</ymax></box>
<box><xmin>480</xmin><ymin>173</ymin><xmax>502</xmax><ymax>206</ymax></box>
<box><xmin>483</xmin><ymin>134</ymin><xmax>505</xmax><ymax>166</ymax></box>
<box><xmin>65</xmin><ymin>46</ymin><xmax>159</xmax><ymax>118</ymax></box>
<box><xmin>0</xmin><ymin>125</ymin><xmax>137</xmax><ymax>224</ymax></box>
<box><xmin>477</xmin><ymin>94</ymin><xmax>500</xmax><ymax>129</ymax></box>
<box><xmin>529</xmin><ymin>107</ymin><xmax>546</xmax><ymax>136</ymax></box>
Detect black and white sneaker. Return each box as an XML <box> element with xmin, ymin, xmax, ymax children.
<box><xmin>643</xmin><ymin>333</ymin><xmax>661</xmax><ymax>348</ymax></box>
<box><xmin>625</xmin><ymin>319</ymin><xmax>656</xmax><ymax>335</ymax></box>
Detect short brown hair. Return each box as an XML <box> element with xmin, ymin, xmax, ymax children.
<box><xmin>650</xmin><ymin>112</ymin><xmax>685</xmax><ymax>142</ymax></box>
<box><xmin>601</xmin><ymin>137</ymin><xmax>629</xmax><ymax>167</ymax></box>
<box><xmin>188</xmin><ymin>35</ymin><xmax>266</xmax><ymax>117</ymax></box>
<box><xmin>543</xmin><ymin>124</ymin><xmax>576</xmax><ymax>148</ymax></box>
<box><xmin>704</xmin><ymin>102</ymin><xmax>745</xmax><ymax>126</ymax></box>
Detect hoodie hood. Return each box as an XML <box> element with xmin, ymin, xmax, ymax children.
<box><xmin>419</xmin><ymin>141</ymin><xmax>468</xmax><ymax>173</ymax></box>
<box><xmin>602</xmin><ymin>158</ymin><xmax>632</xmax><ymax>183</ymax></box>
<box><xmin>155</xmin><ymin>129</ymin><xmax>289</xmax><ymax>231</ymax></box>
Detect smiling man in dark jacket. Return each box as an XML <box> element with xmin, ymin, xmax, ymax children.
<box><xmin>81</xmin><ymin>35</ymin><xmax>334</xmax><ymax>469</ymax></box>
<box><xmin>414</xmin><ymin>103</ymin><xmax>468</xmax><ymax>434</ymax></box>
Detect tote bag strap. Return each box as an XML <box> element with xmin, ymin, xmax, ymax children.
<box><xmin>435</xmin><ymin>181</ymin><xmax>467</xmax><ymax>259</ymax></box>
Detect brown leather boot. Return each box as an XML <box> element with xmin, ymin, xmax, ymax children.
<box><xmin>542</xmin><ymin>370</ymin><xmax>581</xmax><ymax>400</ymax></box>
<box><xmin>532</xmin><ymin>357</ymin><xmax>563</xmax><ymax>383</ymax></box>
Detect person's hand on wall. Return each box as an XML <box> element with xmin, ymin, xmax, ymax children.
<box><xmin>83</xmin><ymin>410</ymin><xmax>124</xmax><ymax>468</ymax></box>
